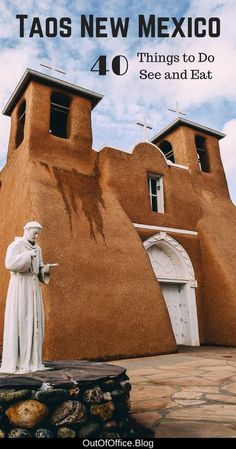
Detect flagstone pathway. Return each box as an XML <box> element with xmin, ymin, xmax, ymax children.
<box><xmin>110</xmin><ymin>346</ymin><xmax>236</xmax><ymax>438</ymax></box>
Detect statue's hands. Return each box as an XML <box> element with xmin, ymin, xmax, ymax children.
<box><xmin>41</xmin><ymin>263</ymin><xmax>58</xmax><ymax>275</ymax></box>
<box><xmin>42</xmin><ymin>264</ymin><xmax>50</xmax><ymax>274</ymax></box>
<box><xmin>39</xmin><ymin>264</ymin><xmax>57</xmax><ymax>284</ymax></box>
<box><xmin>43</xmin><ymin>263</ymin><xmax>58</xmax><ymax>270</ymax></box>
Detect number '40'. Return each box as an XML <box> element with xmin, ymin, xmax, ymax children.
<box><xmin>91</xmin><ymin>55</ymin><xmax>128</xmax><ymax>76</ymax></box>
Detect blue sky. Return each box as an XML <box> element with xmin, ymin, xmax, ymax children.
<box><xmin>0</xmin><ymin>0</ymin><xmax>235</xmax><ymax>203</ymax></box>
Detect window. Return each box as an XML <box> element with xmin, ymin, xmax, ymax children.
<box><xmin>195</xmin><ymin>135</ymin><xmax>209</xmax><ymax>172</ymax></box>
<box><xmin>50</xmin><ymin>92</ymin><xmax>70</xmax><ymax>139</ymax></box>
<box><xmin>148</xmin><ymin>175</ymin><xmax>164</xmax><ymax>213</ymax></box>
<box><xmin>16</xmin><ymin>100</ymin><xmax>26</xmax><ymax>148</ymax></box>
<box><xmin>159</xmin><ymin>140</ymin><xmax>175</xmax><ymax>163</ymax></box>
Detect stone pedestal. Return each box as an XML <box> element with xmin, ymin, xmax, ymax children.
<box><xmin>0</xmin><ymin>360</ymin><xmax>133</xmax><ymax>438</ymax></box>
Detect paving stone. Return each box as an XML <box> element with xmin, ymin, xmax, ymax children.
<box><xmin>128</xmin><ymin>377</ymin><xmax>150</xmax><ymax>385</ymax></box>
<box><xmin>228</xmin><ymin>362</ymin><xmax>236</xmax><ymax>368</ymax></box>
<box><xmin>168</xmin><ymin>404</ymin><xmax>236</xmax><ymax>422</ymax></box>
<box><xmin>206</xmin><ymin>394</ymin><xmax>236</xmax><ymax>404</ymax></box>
<box><xmin>128</xmin><ymin>369</ymin><xmax>159</xmax><ymax>375</ymax></box>
<box><xmin>157</xmin><ymin>360</ymin><xmax>226</xmax><ymax>369</ymax></box>
<box><xmin>174</xmin><ymin>399</ymin><xmax>206</xmax><ymax>406</ymax></box>
<box><xmin>132</xmin><ymin>385</ymin><xmax>177</xmax><ymax>401</ymax></box>
<box><xmin>131</xmin><ymin>412</ymin><xmax>162</xmax><ymax>430</ymax></box>
<box><xmin>131</xmin><ymin>398</ymin><xmax>177</xmax><ymax>413</ymax></box>
<box><xmin>175</xmin><ymin>386</ymin><xmax>219</xmax><ymax>394</ymax></box>
<box><xmin>222</xmin><ymin>383</ymin><xmax>236</xmax><ymax>395</ymax></box>
<box><xmin>199</xmin><ymin>372</ymin><xmax>236</xmax><ymax>382</ymax></box>
<box><xmin>155</xmin><ymin>421</ymin><xmax>236</xmax><ymax>438</ymax></box>
<box><xmin>226</xmin><ymin>376</ymin><xmax>236</xmax><ymax>382</ymax></box>
<box><xmin>157</xmin><ymin>366</ymin><xmax>206</xmax><ymax>375</ymax></box>
<box><xmin>203</xmin><ymin>366</ymin><xmax>236</xmax><ymax>372</ymax></box>
<box><xmin>150</xmin><ymin>376</ymin><xmax>217</xmax><ymax>386</ymax></box>
<box><xmin>146</xmin><ymin>370</ymin><xmax>196</xmax><ymax>380</ymax></box>
<box><xmin>173</xmin><ymin>390</ymin><xmax>204</xmax><ymax>400</ymax></box>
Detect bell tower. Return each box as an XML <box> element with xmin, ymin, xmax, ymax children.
<box><xmin>3</xmin><ymin>69</ymin><xmax>103</xmax><ymax>173</ymax></box>
<box><xmin>151</xmin><ymin>117</ymin><xmax>230</xmax><ymax>199</ymax></box>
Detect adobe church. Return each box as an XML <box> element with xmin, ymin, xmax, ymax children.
<box><xmin>0</xmin><ymin>68</ymin><xmax>235</xmax><ymax>361</ymax></box>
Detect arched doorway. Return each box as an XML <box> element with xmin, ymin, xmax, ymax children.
<box><xmin>144</xmin><ymin>232</ymin><xmax>200</xmax><ymax>346</ymax></box>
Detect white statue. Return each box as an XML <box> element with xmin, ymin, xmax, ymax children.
<box><xmin>0</xmin><ymin>222</ymin><xmax>57</xmax><ymax>373</ymax></box>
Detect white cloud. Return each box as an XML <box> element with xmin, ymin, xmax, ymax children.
<box><xmin>221</xmin><ymin>119</ymin><xmax>236</xmax><ymax>174</ymax></box>
<box><xmin>0</xmin><ymin>43</ymin><xmax>40</xmax><ymax>164</ymax></box>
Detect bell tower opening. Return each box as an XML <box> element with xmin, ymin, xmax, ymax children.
<box><xmin>49</xmin><ymin>91</ymin><xmax>71</xmax><ymax>139</ymax></box>
<box><xmin>159</xmin><ymin>140</ymin><xmax>175</xmax><ymax>163</ymax></box>
<box><xmin>16</xmin><ymin>100</ymin><xmax>26</xmax><ymax>148</ymax></box>
<box><xmin>151</xmin><ymin>118</ymin><xmax>225</xmax><ymax>176</ymax></box>
<box><xmin>195</xmin><ymin>135</ymin><xmax>209</xmax><ymax>172</ymax></box>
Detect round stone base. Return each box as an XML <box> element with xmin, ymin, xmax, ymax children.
<box><xmin>0</xmin><ymin>360</ymin><xmax>134</xmax><ymax>438</ymax></box>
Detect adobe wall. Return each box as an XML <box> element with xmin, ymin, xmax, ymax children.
<box><xmin>99</xmin><ymin>139</ymin><xmax>236</xmax><ymax>346</ymax></box>
<box><xmin>0</xmin><ymin>144</ymin><xmax>176</xmax><ymax>360</ymax></box>
<box><xmin>98</xmin><ymin>142</ymin><xmax>202</xmax><ymax>230</ymax></box>
<box><xmin>99</xmin><ymin>143</ymin><xmax>206</xmax><ymax>343</ymax></box>
<box><xmin>0</xmin><ymin>149</ymin><xmax>33</xmax><ymax>340</ymax></box>
<box><xmin>196</xmin><ymin>199</ymin><xmax>236</xmax><ymax>344</ymax></box>
<box><xmin>31</xmin><ymin>158</ymin><xmax>176</xmax><ymax>360</ymax></box>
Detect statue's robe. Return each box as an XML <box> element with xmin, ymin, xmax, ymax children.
<box><xmin>0</xmin><ymin>237</ymin><xmax>49</xmax><ymax>373</ymax></box>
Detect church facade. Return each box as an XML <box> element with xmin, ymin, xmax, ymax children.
<box><xmin>0</xmin><ymin>69</ymin><xmax>235</xmax><ymax>361</ymax></box>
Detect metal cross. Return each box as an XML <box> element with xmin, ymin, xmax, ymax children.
<box><xmin>168</xmin><ymin>101</ymin><xmax>186</xmax><ymax>117</ymax></box>
<box><xmin>136</xmin><ymin>117</ymin><xmax>153</xmax><ymax>141</ymax></box>
<box><xmin>40</xmin><ymin>55</ymin><xmax>66</xmax><ymax>75</ymax></box>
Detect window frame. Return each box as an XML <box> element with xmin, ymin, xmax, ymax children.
<box><xmin>148</xmin><ymin>174</ymin><xmax>164</xmax><ymax>213</ymax></box>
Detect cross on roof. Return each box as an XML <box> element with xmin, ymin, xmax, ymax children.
<box><xmin>136</xmin><ymin>117</ymin><xmax>153</xmax><ymax>141</ymax></box>
<box><xmin>168</xmin><ymin>101</ymin><xmax>186</xmax><ymax>117</ymax></box>
<box><xmin>40</xmin><ymin>55</ymin><xmax>66</xmax><ymax>75</ymax></box>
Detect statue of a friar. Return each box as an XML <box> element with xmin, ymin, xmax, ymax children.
<box><xmin>0</xmin><ymin>222</ymin><xmax>57</xmax><ymax>373</ymax></box>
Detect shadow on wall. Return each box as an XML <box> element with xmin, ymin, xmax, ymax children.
<box><xmin>39</xmin><ymin>161</ymin><xmax>106</xmax><ymax>240</ymax></box>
